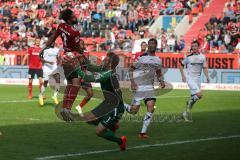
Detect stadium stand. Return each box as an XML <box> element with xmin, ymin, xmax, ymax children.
<box><xmin>0</xmin><ymin>0</ymin><xmax>238</xmax><ymax>53</ymax></box>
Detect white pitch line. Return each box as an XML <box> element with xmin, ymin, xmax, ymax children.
<box><xmin>0</xmin><ymin>96</ymin><xmax>188</xmax><ymax>104</ymax></box>
<box><xmin>35</xmin><ymin>134</ymin><xmax>240</xmax><ymax>160</ymax></box>
<box><xmin>0</xmin><ymin>100</ymin><xmax>38</xmax><ymax>103</ymax></box>
<box><xmin>29</xmin><ymin>118</ymin><xmax>41</xmax><ymax>121</ymax></box>
<box><xmin>158</xmin><ymin>95</ymin><xmax>188</xmax><ymax>99</ymax></box>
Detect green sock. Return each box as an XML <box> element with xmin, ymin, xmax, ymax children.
<box><xmin>99</xmin><ymin>130</ymin><xmax>122</xmax><ymax>145</ymax></box>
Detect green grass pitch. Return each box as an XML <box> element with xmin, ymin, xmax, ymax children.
<box><xmin>0</xmin><ymin>85</ymin><xmax>239</xmax><ymax>160</ymax></box>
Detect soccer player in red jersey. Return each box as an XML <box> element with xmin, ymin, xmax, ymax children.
<box><xmin>41</xmin><ymin>9</ymin><xmax>84</xmax><ymax>121</ymax></box>
<box><xmin>22</xmin><ymin>39</ymin><xmax>44</xmax><ymax>104</ymax></box>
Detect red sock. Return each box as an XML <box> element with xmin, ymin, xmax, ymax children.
<box><xmin>80</xmin><ymin>98</ymin><xmax>90</xmax><ymax>108</ymax></box>
<box><xmin>62</xmin><ymin>85</ymin><xmax>71</xmax><ymax>109</ymax></box>
<box><xmin>28</xmin><ymin>82</ymin><xmax>33</xmax><ymax>96</ymax></box>
<box><xmin>62</xmin><ymin>85</ymin><xmax>80</xmax><ymax>110</ymax></box>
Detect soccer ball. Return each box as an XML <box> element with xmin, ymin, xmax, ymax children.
<box><xmin>65</xmin><ymin>52</ymin><xmax>75</xmax><ymax>58</ymax></box>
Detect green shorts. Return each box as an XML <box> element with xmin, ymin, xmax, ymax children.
<box><xmin>100</xmin><ymin>103</ymin><xmax>125</xmax><ymax>129</ymax></box>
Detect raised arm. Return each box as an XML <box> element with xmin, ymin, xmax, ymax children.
<box><xmin>44</xmin><ymin>31</ymin><xmax>59</xmax><ymax>49</ymax></box>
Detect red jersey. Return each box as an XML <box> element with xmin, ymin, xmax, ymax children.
<box><xmin>55</xmin><ymin>23</ymin><xmax>81</xmax><ymax>53</ymax></box>
<box><xmin>133</xmin><ymin>51</ymin><xmax>145</xmax><ymax>61</ymax></box>
<box><xmin>28</xmin><ymin>47</ymin><xmax>42</xmax><ymax>69</ymax></box>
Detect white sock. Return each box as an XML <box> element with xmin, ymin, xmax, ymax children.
<box><xmin>141</xmin><ymin>112</ymin><xmax>153</xmax><ymax>133</ymax></box>
<box><xmin>53</xmin><ymin>83</ymin><xmax>60</xmax><ymax>98</ymax></box>
<box><xmin>124</xmin><ymin>103</ymin><xmax>132</xmax><ymax>113</ymax></box>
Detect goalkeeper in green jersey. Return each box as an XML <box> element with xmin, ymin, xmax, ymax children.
<box><xmin>76</xmin><ymin>52</ymin><xmax>127</xmax><ymax>151</ymax></box>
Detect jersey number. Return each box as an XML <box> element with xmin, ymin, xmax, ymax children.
<box><xmin>62</xmin><ymin>33</ymin><xmax>67</xmax><ymax>46</ymax></box>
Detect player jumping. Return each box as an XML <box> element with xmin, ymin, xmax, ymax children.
<box><xmin>22</xmin><ymin>38</ymin><xmax>44</xmax><ymax>105</ymax></box>
<box><xmin>178</xmin><ymin>40</ymin><xmax>210</xmax><ymax>122</ymax></box>
<box><xmin>39</xmin><ymin>42</ymin><xmax>61</xmax><ymax>105</ymax></box>
<box><xmin>124</xmin><ymin>38</ymin><xmax>165</xmax><ymax>138</ymax></box>
<box><xmin>41</xmin><ymin>9</ymin><xmax>84</xmax><ymax>120</ymax></box>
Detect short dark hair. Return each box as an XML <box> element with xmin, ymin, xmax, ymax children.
<box><xmin>148</xmin><ymin>38</ymin><xmax>158</xmax><ymax>45</ymax></box>
<box><xmin>141</xmin><ymin>41</ymin><xmax>147</xmax><ymax>46</ymax></box>
<box><xmin>60</xmin><ymin>9</ymin><xmax>73</xmax><ymax>22</ymax></box>
<box><xmin>107</xmin><ymin>52</ymin><xmax>119</xmax><ymax>69</ymax></box>
<box><xmin>191</xmin><ymin>40</ymin><xmax>200</xmax><ymax>46</ymax></box>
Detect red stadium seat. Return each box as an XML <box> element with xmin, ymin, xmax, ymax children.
<box><xmin>86</xmin><ymin>38</ymin><xmax>94</xmax><ymax>45</ymax></box>
<box><xmin>192</xmin><ymin>7</ymin><xmax>199</xmax><ymax>15</ymax></box>
<box><xmin>94</xmin><ymin>37</ymin><xmax>102</xmax><ymax>44</ymax></box>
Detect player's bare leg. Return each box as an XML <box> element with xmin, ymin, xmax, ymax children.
<box><xmin>39</xmin><ymin>79</ymin><xmax>48</xmax><ymax>103</ymax></box>
<box><xmin>139</xmin><ymin>100</ymin><xmax>155</xmax><ymax>139</ymax></box>
<box><xmin>183</xmin><ymin>91</ymin><xmax>202</xmax><ymax>122</ymax></box>
<box><xmin>28</xmin><ymin>78</ymin><xmax>33</xmax><ymax>99</ymax></box>
<box><xmin>52</xmin><ymin>73</ymin><xmax>60</xmax><ymax>105</ymax></box>
<box><xmin>38</xmin><ymin>77</ymin><xmax>44</xmax><ymax>106</ymax></box>
<box><xmin>61</xmin><ymin>78</ymin><xmax>80</xmax><ymax>122</ymax></box>
<box><xmin>76</xmin><ymin>86</ymin><xmax>93</xmax><ymax>117</ymax></box>
<box><xmin>96</xmin><ymin>123</ymin><xmax>126</xmax><ymax>151</ymax></box>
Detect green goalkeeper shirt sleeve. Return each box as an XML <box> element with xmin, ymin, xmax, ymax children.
<box><xmin>76</xmin><ymin>69</ymin><xmax>112</xmax><ymax>83</ymax></box>
<box><xmin>82</xmin><ymin>58</ymin><xmax>105</xmax><ymax>73</ymax></box>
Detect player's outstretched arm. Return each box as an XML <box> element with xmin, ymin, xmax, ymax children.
<box><xmin>40</xmin><ymin>30</ymin><xmax>59</xmax><ymax>56</ymax></box>
<box><xmin>44</xmin><ymin>31</ymin><xmax>59</xmax><ymax>49</ymax></box>
<box><xmin>77</xmin><ymin>69</ymin><xmax>112</xmax><ymax>83</ymax></box>
<box><xmin>87</xmin><ymin>63</ymin><xmax>105</xmax><ymax>73</ymax></box>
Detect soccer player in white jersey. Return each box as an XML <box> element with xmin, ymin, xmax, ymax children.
<box><xmin>39</xmin><ymin>43</ymin><xmax>61</xmax><ymax>105</ymax></box>
<box><xmin>124</xmin><ymin>38</ymin><xmax>165</xmax><ymax>138</ymax></box>
<box><xmin>178</xmin><ymin>40</ymin><xmax>210</xmax><ymax>121</ymax></box>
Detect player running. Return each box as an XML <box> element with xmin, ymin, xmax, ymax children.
<box><xmin>41</xmin><ymin>9</ymin><xmax>84</xmax><ymax>120</ymax></box>
<box><xmin>75</xmin><ymin>39</ymin><xmax>93</xmax><ymax>116</ymax></box>
<box><xmin>76</xmin><ymin>52</ymin><xmax>126</xmax><ymax>151</ymax></box>
<box><xmin>178</xmin><ymin>40</ymin><xmax>210</xmax><ymax>122</ymax></box>
<box><xmin>39</xmin><ymin>42</ymin><xmax>61</xmax><ymax>105</ymax></box>
<box><xmin>22</xmin><ymin>38</ymin><xmax>43</xmax><ymax>105</ymax></box>
<box><xmin>124</xmin><ymin>38</ymin><xmax>165</xmax><ymax>138</ymax></box>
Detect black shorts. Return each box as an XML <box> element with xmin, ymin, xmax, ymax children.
<box><xmin>28</xmin><ymin>68</ymin><xmax>43</xmax><ymax>79</ymax></box>
<box><xmin>144</xmin><ymin>98</ymin><xmax>156</xmax><ymax>105</ymax></box>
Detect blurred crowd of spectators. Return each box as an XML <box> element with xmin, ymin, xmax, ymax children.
<box><xmin>196</xmin><ymin>0</ymin><xmax>240</xmax><ymax>53</ymax></box>
<box><xmin>0</xmin><ymin>0</ymin><xmax>208</xmax><ymax>53</ymax></box>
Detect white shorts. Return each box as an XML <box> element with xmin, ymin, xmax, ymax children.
<box><xmin>43</xmin><ymin>65</ymin><xmax>59</xmax><ymax>81</ymax></box>
<box><xmin>187</xmin><ymin>78</ymin><xmax>201</xmax><ymax>95</ymax></box>
<box><xmin>132</xmin><ymin>85</ymin><xmax>156</xmax><ymax>106</ymax></box>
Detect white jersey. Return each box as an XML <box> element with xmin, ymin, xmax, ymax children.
<box><xmin>131</xmin><ymin>54</ymin><xmax>162</xmax><ymax>105</ymax></box>
<box><xmin>43</xmin><ymin>47</ymin><xmax>60</xmax><ymax>69</ymax></box>
<box><xmin>182</xmin><ymin>53</ymin><xmax>207</xmax><ymax>80</ymax></box>
<box><xmin>133</xmin><ymin>54</ymin><xmax>162</xmax><ymax>87</ymax></box>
